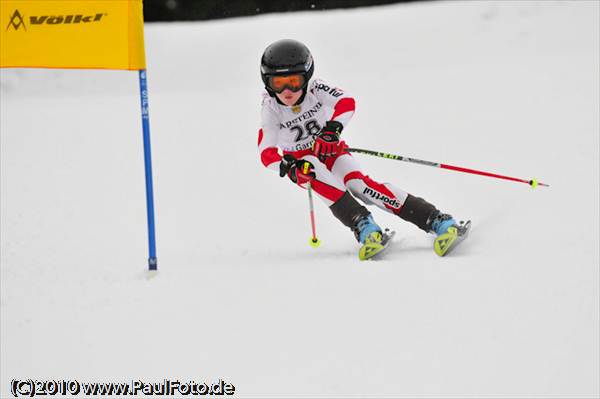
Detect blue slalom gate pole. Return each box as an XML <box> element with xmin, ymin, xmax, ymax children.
<box><xmin>138</xmin><ymin>69</ymin><xmax>158</xmax><ymax>270</ymax></box>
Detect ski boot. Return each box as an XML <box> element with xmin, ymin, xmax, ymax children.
<box><xmin>430</xmin><ymin>212</ymin><xmax>471</xmax><ymax>256</ymax></box>
<box><xmin>353</xmin><ymin>215</ymin><xmax>393</xmax><ymax>261</ymax></box>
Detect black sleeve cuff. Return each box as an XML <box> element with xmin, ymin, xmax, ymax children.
<box><xmin>324</xmin><ymin>120</ymin><xmax>344</xmax><ymax>135</ymax></box>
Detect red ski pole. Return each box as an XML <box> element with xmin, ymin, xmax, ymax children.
<box><xmin>347</xmin><ymin>147</ymin><xmax>549</xmax><ymax>188</ymax></box>
<box><xmin>304</xmin><ymin>164</ymin><xmax>321</xmax><ymax>248</ymax></box>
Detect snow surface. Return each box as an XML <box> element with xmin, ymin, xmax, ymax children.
<box><xmin>1</xmin><ymin>1</ymin><xmax>599</xmax><ymax>397</ymax></box>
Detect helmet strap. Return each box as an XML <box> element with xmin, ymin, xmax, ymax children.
<box><xmin>265</xmin><ymin>86</ymin><xmax>277</xmax><ymax>98</ymax></box>
<box><xmin>295</xmin><ymin>89</ymin><xmax>308</xmax><ymax>105</ymax></box>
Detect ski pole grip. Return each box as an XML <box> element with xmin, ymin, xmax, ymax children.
<box><xmin>303</xmin><ymin>162</ymin><xmax>310</xmax><ymax>174</ymax></box>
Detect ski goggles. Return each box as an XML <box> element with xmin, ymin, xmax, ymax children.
<box><xmin>267</xmin><ymin>74</ymin><xmax>305</xmax><ymax>93</ymax></box>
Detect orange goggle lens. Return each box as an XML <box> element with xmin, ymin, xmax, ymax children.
<box><xmin>268</xmin><ymin>74</ymin><xmax>305</xmax><ymax>93</ymax></box>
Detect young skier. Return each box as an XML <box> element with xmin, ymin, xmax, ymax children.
<box><xmin>258</xmin><ymin>39</ymin><xmax>469</xmax><ymax>260</ymax></box>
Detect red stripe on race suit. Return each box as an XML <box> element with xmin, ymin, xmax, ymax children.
<box><xmin>308</xmin><ymin>179</ymin><xmax>345</xmax><ymax>203</ymax></box>
<box><xmin>343</xmin><ymin>171</ymin><xmax>365</xmax><ymax>185</ymax></box>
<box><xmin>260</xmin><ymin>147</ymin><xmax>281</xmax><ymax>168</ymax></box>
<box><xmin>331</xmin><ymin>97</ymin><xmax>355</xmax><ymax>121</ymax></box>
<box><xmin>280</xmin><ymin>149</ymin><xmax>345</xmax><ymax>202</ymax></box>
<box><xmin>257</xmin><ymin>128</ymin><xmax>264</xmax><ymax>146</ymax></box>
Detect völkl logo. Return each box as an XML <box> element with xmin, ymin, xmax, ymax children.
<box><xmin>6</xmin><ymin>9</ymin><xmax>26</xmax><ymax>31</ymax></box>
<box><xmin>5</xmin><ymin>9</ymin><xmax>107</xmax><ymax>31</ymax></box>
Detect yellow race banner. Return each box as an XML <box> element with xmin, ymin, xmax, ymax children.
<box><xmin>1</xmin><ymin>0</ymin><xmax>146</xmax><ymax>70</ymax></box>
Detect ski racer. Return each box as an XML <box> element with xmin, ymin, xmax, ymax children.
<box><xmin>258</xmin><ymin>39</ymin><xmax>468</xmax><ymax>260</ymax></box>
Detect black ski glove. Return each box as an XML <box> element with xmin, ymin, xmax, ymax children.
<box><xmin>279</xmin><ymin>154</ymin><xmax>316</xmax><ymax>186</ymax></box>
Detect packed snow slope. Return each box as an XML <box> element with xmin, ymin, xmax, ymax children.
<box><xmin>1</xmin><ymin>1</ymin><xmax>599</xmax><ymax>397</ymax></box>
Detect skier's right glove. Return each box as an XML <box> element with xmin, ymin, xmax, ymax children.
<box><xmin>312</xmin><ymin>120</ymin><xmax>344</xmax><ymax>161</ymax></box>
<box><xmin>279</xmin><ymin>154</ymin><xmax>316</xmax><ymax>186</ymax></box>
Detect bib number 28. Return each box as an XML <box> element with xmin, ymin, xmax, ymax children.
<box><xmin>291</xmin><ymin>120</ymin><xmax>321</xmax><ymax>142</ymax></box>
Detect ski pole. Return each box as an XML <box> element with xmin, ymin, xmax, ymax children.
<box><xmin>347</xmin><ymin>147</ymin><xmax>549</xmax><ymax>188</ymax></box>
<box><xmin>304</xmin><ymin>163</ymin><xmax>321</xmax><ymax>248</ymax></box>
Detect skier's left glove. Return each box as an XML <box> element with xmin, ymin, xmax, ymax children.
<box><xmin>312</xmin><ymin>120</ymin><xmax>345</xmax><ymax>160</ymax></box>
<box><xmin>279</xmin><ymin>154</ymin><xmax>316</xmax><ymax>186</ymax></box>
